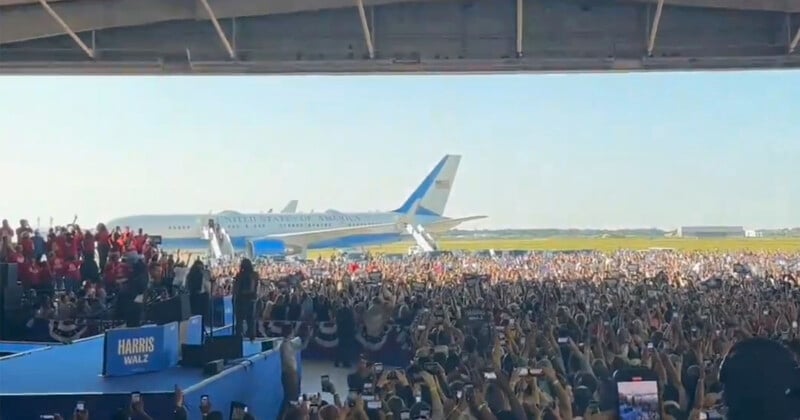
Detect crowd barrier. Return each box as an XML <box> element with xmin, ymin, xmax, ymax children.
<box><xmin>11</xmin><ymin>296</ymin><xmax>413</xmax><ymax>366</ymax></box>
<box><xmin>210</xmin><ymin>294</ymin><xmax>413</xmax><ymax>365</ymax></box>
<box><xmin>11</xmin><ymin>317</ymin><xmax>118</xmax><ymax>343</ymax></box>
<box><xmin>261</xmin><ymin>320</ymin><xmax>414</xmax><ymax>367</ymax></box>
<box><xmin>183</xmin><ymin>339</ymin><xmax>302</xmax><ymax>420</ymax></box>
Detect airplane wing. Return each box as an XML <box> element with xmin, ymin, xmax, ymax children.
<box><xmin>422</xmin><ymin>216</ymin><xmax>487</xmax><ymax>233</ymax></box>
<box><xmin>253</xmin><ymin>222</ymin><xmax>401</xmax><ymax>249</ymax></box>
<box><xmin>281</xmin><ymin>200</ymin><xmax>298</xmax><ymax>213</ymax></box>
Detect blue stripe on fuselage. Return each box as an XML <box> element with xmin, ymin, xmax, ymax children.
<box><xmin>308</xmin><ymin>233</ymin><xmax>404</xmax><ymax>249</ymax></box>
<box><xmin>159</xmin><ymin>232</ymin><xmax>407</xmax><ymax>253</ymax></box>
<box><xmin>159</xmin><ymin>214</ymin><xmax>446</xmax><ymax>253</ymax></box>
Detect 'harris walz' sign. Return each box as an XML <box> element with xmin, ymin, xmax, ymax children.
<box><xmin>102</xmin><ymin>322</ymin><xmax>180</xmax><ymax>376</ymax></box>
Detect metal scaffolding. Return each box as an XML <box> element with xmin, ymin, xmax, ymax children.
<box><xmin>198</xmin><ymin>0</ymin><xmax>236</xmax><ymax>60</ymax></box>
<box><xmin>37</xmin><ymin>0</ymin><xmax>94</xmax><ymax>58</ymax></box>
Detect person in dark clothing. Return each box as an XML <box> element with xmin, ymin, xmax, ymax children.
<box><xmin>346</xmin><ymin>355</ymin><xmax>374</xmax><ymax>393</ymax></box>
<box><xmin>233</xmin><ymin>258</ymin><xmax>258</xmax><ymax>340</ymax></box>
<box><xmin>315</xmin><ymin>297</ymin><xmax>331</xmax><ymax>322</ymax></box>
<box><xmin>186</xmin><ymin>259</ymin><xmax>204</xmax><ymax>295</ymax></box>
<box><xmin>80</xmin><ymin>255</ymin><xmax>100</xmax><ymax>284</ymax></box>
<box><xmin>271</xmin><ymin>295</ymin><xmax>287</xmax><ymax>320</ymax></box>
<box><xmin>115</xmin><ymin>257</ymin><xmax>148</xmax><ymax>327</ymax></box>
<box><xmin>334</xmin><ymin>300</ymin><xmax>356</xmax><ymax>368</ymax></box>
<box><xmin>185</xmin><ymin>259</ymin><xmax>210</xmax><ymax>327</ymax></box>
<box><xmin>287</xmin><ymin>295</ymin><xmax>301</xmax><ymax>321</ymax></box>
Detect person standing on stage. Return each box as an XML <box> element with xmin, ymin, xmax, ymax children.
<box><xmin>233</xmin><ymin>258</ymin><xmax>258</xmax><ymax>340</ymax></box>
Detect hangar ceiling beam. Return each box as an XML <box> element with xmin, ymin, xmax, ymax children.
<box><xmin>647</xmin><ymin>0</ymin><xmax>665</xmax><ymax>56</ymax></box>
<box><xmin>2</xmin><ymin>0</ymin><xmax>799</xmax><ymax>46</ymax></box>
<box><xmin>356</xmin><ymin>0</ymin><xmax>375</xmax><ymax>59</ymax></box>
<box><xmin>36</xmin><ymin>0</ymin><xmax>94</xmax><ymax>58</ymax></box>
<box><xmin>198</xmin><ymin>0</ymin><xmax>236</xmax><ymax>60</ymax></box>
<box><xmin>790</xmin><ymin>24</ymin><xmax>800</xmax><ymax>54</ymax></box>
<box><xmin>515</xmin><ymin>0</ymin><xmax>523</xmax><ymax>58</ymax></box>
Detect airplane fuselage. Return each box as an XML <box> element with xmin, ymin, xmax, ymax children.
<box><xmin>108</xmin><ymin>211</ymin><xmax>446</xmax><ymax>252</ymax></box>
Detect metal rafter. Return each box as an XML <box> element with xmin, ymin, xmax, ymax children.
<box><xmin>37</xmin><ymin>0</ymin><xmax>94</xmax><ymax>58</ymax></box>
<box><xmin>198</xmin><ymin>0</ymin><xmax>236</xmax><ymax>60</ymax></box>
<box><xmin>647</xmin><ymin>0</ymin><xmax>665</xmax><ymax>56</ymax></box>
<box><xmin>356</xmin><ymin>0</ymin><xmax>375</xmax><ymax>59</ymax></box>
<box><xmin>516</xmin><ymin>0</ymin><xmax>523</xmax><ymax>58</ymax></box>
<box><xmin>790</xmin><ymin>25</ymin><xmax>800</xmax><ymax>54</ymax></box>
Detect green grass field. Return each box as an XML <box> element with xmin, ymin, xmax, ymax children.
<box><xmin>306</xmin><ymin>237</ymin><xmax>800</xmax><ymax>258</ymax></box>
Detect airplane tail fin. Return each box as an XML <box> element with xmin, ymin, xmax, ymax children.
<box><xmin>282</xmin><ymin>200</ymin><xmax>298</xmax><ymax>213</ymax></box>
<box><xmin>393</xmin><ymin>154</ymin><xmax>461</xmax><ymax>217</ymax></box>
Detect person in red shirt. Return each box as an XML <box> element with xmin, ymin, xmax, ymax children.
<box><xmin>72</xmin><ymin>228</ymin><xmax>84</xmax><ymax>259</ymax></box>
<box><xmin>20</xmin><ymin>232</ymin><xmax>35</xmax><ymax>259</ymax></box>
<box><xmin>37</xmin><ymin>260</ymin><xmax>53</xmax><ymax>292</ymax></box>
<box><xmin>19</xmin><ymin>258</ymin><xmax>38</xmax><ymax>289</ymax></box>
<box><xmin>124</xmin><ymin>239</ymin><xmax>137</xmax><ymax>257</ymax></box>
<box><xmin>113</xmin><ymin>227</ymin><xmax>125</xmax><ymax>253</ymax></box>
<box><xmin>53</xmin><ymin>232</ymin><xmax>68</xmax><ymax>259</ymax></box>
<box><xmin>133</xmin><ymin>229</ymin><xmax>147</xmax><ymax>254</ymax></box>
<box><xmin>63</xmin><ymin>231</ymin><xmax>77</xmax><ymax>261</ymax></box>
<box><xmin>65</xmin><ymin>257</ymin><xmax>82</xmax><ymax>293</ymax></box>
<box><xmin>49</xmin><ymin>251</ymin><xmax>67</xmax><ymax>291</ymax></box>
<box><xmin>103</xmin><ymin>253</ymin><xmax>121</xmax><ymax>289</ymax></box>
<box><xmin>6</xmin><ymin>244</ymin><xmax>25</xmax><ymax>265</ymax></box>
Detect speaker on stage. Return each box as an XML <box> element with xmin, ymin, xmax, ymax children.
<box><xmin>181</xmin><ymin>335</ymin><xmax>243</xmax><ymax>367</ymax></box>
<box><xmin>1</xmin><ymin>263</ymin><xmax>19</xmax><ymax>291</ymax></box>
<box><xmin>1</xmin><ymin>263</ymin><xmax>21</xmax><ymax>310</ymax></box>
<box><xmin>145</xmin><ymin>293</ymin><xmax>191</xmax><ymax>325</ymax></box>
<box><xmin>189</xmin><ymin>292</ymin><xmax>209</xmax><ymax>318</ymax></box>
<box><xmin>0</xmin><ymin>263</ymin><xmax>20</xmax><ymax>341</ymax></box>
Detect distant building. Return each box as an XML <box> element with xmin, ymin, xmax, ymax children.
<box><xmin>677</xmin><ymin>226</ymin><xmax>745</xmax><ymax>238</ymax></box>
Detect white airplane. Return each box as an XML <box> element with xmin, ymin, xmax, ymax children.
<box><xmin>106</xmin><ymin>155</ymin><xmax>485</xmax><ymax>256</ymax></box>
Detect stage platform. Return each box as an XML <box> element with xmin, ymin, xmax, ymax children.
<box><xmin>0</xmin><ymin>341</ymin><xmax>49</xmax><ymax>358</ymax></box>
<box><xmin>0</xmin><ymin>334</ymin><xmax>294</xmax><ymax>420</ymax></box>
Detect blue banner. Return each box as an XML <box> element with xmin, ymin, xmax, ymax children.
<box><xmin>102</xmin><ymin>322</ymin><xmax>180</xmax><ymax>377</ymax></box>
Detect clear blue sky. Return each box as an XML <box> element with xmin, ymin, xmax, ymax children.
<box><xmin>0</xmin><ymin>72</ymin><xmax>798</xmax><ymax>230</ymax></box>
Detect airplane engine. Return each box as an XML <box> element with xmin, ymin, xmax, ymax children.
<box><xmin>245</xmin><ymin>239</ymin><xmax>302</xmax><ymax>258</ymax></box>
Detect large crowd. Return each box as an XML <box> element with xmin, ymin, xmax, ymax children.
<box><xmin>2</xmin><ymin>217</ymin><xmax>800</xmax><ymax>420</ymax></box>
<box><xmin>263</xmin><ymin>248</ymin><xmax>800</xmax><ymax>420</ymax></box>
